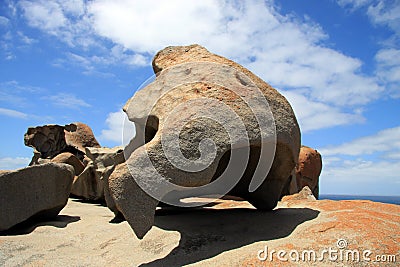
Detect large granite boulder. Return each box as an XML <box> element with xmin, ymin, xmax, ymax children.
<box><xmin>24</xmin><ymin>122</ymin><xmax>100</xmax><ymax>164</ymax></box>
<box><xmin>295</xmin><ymin>146</ymin><xmax>322</xmax><ymax>199</ymax></box>
<box><xmin>71</xmin><ymin>147</ymin><xmax>124</xmax><ymax>201</ymax></box>
<box><xmin>108</xmin><ymin>44</ymin><xmax>300</xmax><ymax>239</ymax></box>
<box><xmin>0</xmin><ymin>163</ymin><xmax>74</xmax><ymax>231</ymax></box>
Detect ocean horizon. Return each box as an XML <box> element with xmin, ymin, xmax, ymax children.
<box><xmin>319</xmin><ymin>194</ymin><xmax>400</xmax><ymax>205</ymax></box>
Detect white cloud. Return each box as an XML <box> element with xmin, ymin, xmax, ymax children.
<box><xmin>367</xmin><ymin>0</ymin><xmax>400</xmax><ymax>34</ymax></box>
<box><xmin>17</xmin><ymin>31</ymin><xmax>36</xmax><ymax>45</ymax></box>
<box><xmin>0</xmin><ymin>107</ymin><xmax>28</xmax><ymax>119</ymax></box>
<box><xmin>319</xmin><ymin>126</ymin><xmax>400</xmax><ymax>156</ymax></box>
<box><xmin>243</xmin><ymin>27</ymin><xmax>382</xmax><ymax>107</ymax></box>
<box><xmin>58</xmin><ymin>0</ymin><xmax>85</xmax><ymax>16</ymax></box>
<box><xmin>20</xmin><ymin>0</ymin><xmax>67</xmax><ymax>31</ymax></box>
<box><xmin>376</xmin><ymin>48</ymin><xmax>400</xmax><ymax>68</ymax></box>
<box><xmin>385</xmin><ymin>151</ymin><xmax>400</xmax><ymax>159</ymax></box>
<box><xmin>0</xmin><ymin>157</ymin><xmax>30</xmax><ymax>170</ymax></box>
<box><xmin>375</xmin><ymin>48</ymin><xmax>400</xmax><ymax>97</ymax></box>
<box><xmin>337</xmin><ymin>0</ymin><xmax>373</xmax><ymax>9</ymax></box>
<box><xmin>61</xmin><ymin>46</ymin><xmax>148</xmax><ymax>74</ymax></box>
<box><xmin>281</xmin><ymin>90</ymin><xmax>364</xmax><ymax>132</ymax></box>
<box><xmin>0</xmin><ymin>80</ymin><xmax>43</xmax><ymax>108</ymax></box>
<box><xmin>88</xmin><ymin>0</ymin><xmax>224</xmax><ymax>54</ymax></box>
<box><xmin>319</xmin><ymin>126</ymin><xmax>400</xmax><ymax>195</ymax></box>
<box><xmin>337</xmin><ymin>0</ymin><xmax>400</xmax><ymax>98</ymax></box>
<box><xmin>43</xmin><ymin>93</ymin><xmax>91</xmax><ymax>109</ymax></box>
<box><xmin>321</xmin><ymin>158</ymin><xmax>400</xmax><ymax>195</ymax></box>
<box><xmin>0</xmin><ymin>16</ymin><xmax>9</xmax><ymax>26</ymax></box>
<box><xmin>99</xmin><ymin>110</ymin><xmax>136</xmax><ymax>144</ymax></box>
<box><xmin>19</xmin><ymin>0</ymin><xmax>94</xmax><ymax>47</ymax></box>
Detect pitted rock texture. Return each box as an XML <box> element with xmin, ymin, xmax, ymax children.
<box><xmin>0</xmin><ymin>163</ymin><xmax>74</xmax><ymax>231</ymax></box>
<box><xmin>109</xmin><ymin>44</ymin><xmax>301</xmax><ymax>239</ymax></box>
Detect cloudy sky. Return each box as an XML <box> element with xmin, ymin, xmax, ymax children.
<box><xmin>0</xmin><ymin>0</ymin><xmax>399</xmax><ymax>196</ymax></box>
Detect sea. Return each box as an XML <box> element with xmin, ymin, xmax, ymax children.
<box><xmin>319</xmin><ymin>194</ymin><xmax>400</xmax><ymax>205</ymax></box>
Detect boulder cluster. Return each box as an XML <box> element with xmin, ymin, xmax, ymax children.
<box><xmin>0</xmin><ymin>45</ymin><xmax>322</xmax><ymax>237</ymax></box>
<box><xmin>0</xmin><ymin>122</ymin><xmax>125</xmax><ymax>231</ymax></box>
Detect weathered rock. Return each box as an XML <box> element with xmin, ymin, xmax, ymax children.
<box><xmin>108</xmin><ymin>162</ymin><xmax>159</xmax><ymax>237</ymax></box>
<box><xmin>70</xmin><ymin>162</ymin><xmax>97</xmax><ymax>200</ymax></box>
<box><xmin>71</xmin><ymin>147</ymin><xmax>124</xmax><ymax>201</ymax></box>
<box><xmin>281</xmin><ymin>186</ymin><xmax>316</xmax><ymax>202</ymax></box>
<box><xmin>111</xmin><ymin>44</ymin><xmax>300</xmax><ymax>238</ymax></box>
<box><xmin>24</xmin><ymin>122</ymin><xmax>100</xmax><ymax>163</ymax></box>
<box><xmin>24</xmin><ymin>122</ymin><xmax>106</xmax><ymax>201</ymax></box>
<box><xmin>82</xmin><ymin>155</ymin><xmax>91</xmax><ymax>167</ymax></box>
<box><xmin>295</xmin><ymin>145</ymin><xmax>322</xmax><ymax>199</ymax></box>
<box><xmin>86</xmin><ymin>147</ymin><xmax>124</xmax><ymax>173</ymax></box>
<box><xmin>51</xmin><ymin>152</ymin><xmax>85</xmax><ymax>176</ymax></box>
<box><xmin>29</xmin><ymin>151</ymin><xmax>51</xmax><ymax>165</ymax></box>
<box><xmin>24</xmin><ymin>125</ymin><xmax>66</xmax><ymax>161</ymax></box>
<box><xmin>0</xmin><ymin>163</ymin><xmax>74</xmax><ymax>231</ymax></box>
<box><xmin>64</xmin><ymin>123</ymin><xmax>101</xmax><ymax>154</ymax></box>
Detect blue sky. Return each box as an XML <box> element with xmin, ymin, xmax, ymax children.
<box><xmin>0</xmin><ymin>0</ymin><xmax>399</xmax><ymax>196</ymax></box>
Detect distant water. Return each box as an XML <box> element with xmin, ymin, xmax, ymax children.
<box><xmin>319</xmin><ymin>194</ymin><xmax>400</xmax><ymax>205</ymax></box>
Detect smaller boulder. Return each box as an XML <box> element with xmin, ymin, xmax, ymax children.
<box><xmin>0</xmin><ymin>163</ymin><xmax>74</xmax><ymax>231</ymax></box>
<box><xmin>51</xmin><ymin>152</ymin><xmax>85</xmax><ymax>176</ymax></box>
<box><xmin>296</xmin><ymin>146</ymin><xmax>322</xmax><ymax>199</ymax></box>
<box><xmin>70</xmin><ymin>162</ymin><xmax>97</xmax><ymax>200</ymax></box>
<box><xmin>64</xmin><ymin>123</ymin><xmax>101</xmax><ymax>154</ymax></box>
<box><xmin>71</xmin><ymin>147</ymin><xmax>124</xmax><ymax>201</ymax></box>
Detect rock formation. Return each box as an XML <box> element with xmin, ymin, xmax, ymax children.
<box><xmin>108</xmin><ymin>44</ymin><xmax>301</xmax><ymax>239</ymax></box>
<box><xmin>280</xmin><ymin>145</ymin><xmax>322</xmax><ymax>199</ymax></box>
<box><xmin>0</xmin><ymin>163</ymin><xmax>74</xmax><ymax>231</ymax></box>
<box><xmin>24</xmin><ymin>122</ymin><xmax>100</xmax><ymax>164</ymax></box>
<box><xmin>51</xmin><ymin>152</ymin><xmax>85</xmax><ymax>176</ymax></box>
<box><xmin>24</xmin><ymin>122</ymin><xmax>123</xmax><ymax>201</ymax></box>
<box><xmin>64</xmin><ymin>123</ymin><xmax>101</xmax><ymax>154</ymax></box>
<box><xmin>295</xmin><ymin>145</ymin><xmax>322</xmax><ymax>198</ymax></box>
<box><xmin>281</xmin><ymin>185</ymin><xmax>316</xmax><ymax>202</ymax></box>
<box><xmin>71</xmin><ymin>147</ymin><xmax>124</xmax><ymax>201</ymax></box>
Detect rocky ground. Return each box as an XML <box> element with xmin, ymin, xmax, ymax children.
<box><xmin>0</xmin><ymin>197</ymin><xmax>398</xmax><ymax>266</ymax></box>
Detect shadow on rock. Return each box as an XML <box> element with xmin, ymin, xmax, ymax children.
<box><xmin>0</xmin><ymin>215</ymin><xmax>80</xmax><ymax>236</ymax></box>
<box><xmin>142</xmin><ymin>207</ymin><xmax>319</xmax><ymax>266</ymax></box>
